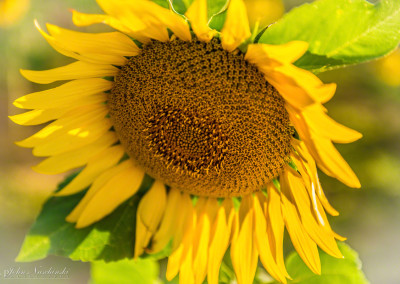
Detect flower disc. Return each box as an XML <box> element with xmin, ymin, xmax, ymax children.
<box><xmin>109</xmin><ymin>38</ymin><xmax>292</xmax><ymax>197</ymax></box>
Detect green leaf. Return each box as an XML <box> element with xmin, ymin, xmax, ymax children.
<box><xmin>90</xmin><ymin>258</ymin><xmax>159</xmax><ymax>284</ymax></box>
<box><xmin>259</xmin><ymin>0</ymin><xmax>400</xmax><ymax>73</ymax></box>
<box><xmin>16</xmin><ymin>173</ymin><xmax>154</xmax><ymax>262</ymax></box>
<box><xmin>281</xmin><ymin>242</ymin><xmax>369</xmax><ymax>284</ymax></box>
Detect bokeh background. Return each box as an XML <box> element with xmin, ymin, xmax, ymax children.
<box><xmin>1</xmin><ymin>0</ymin><xmax>399</xmax><ymax>283</ymax></box>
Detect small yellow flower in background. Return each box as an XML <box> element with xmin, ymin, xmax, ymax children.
<box><xmin>245</xmin><ymin>0</ymin><xmax>285</xmax><ymax>29</ymax></box>
<box><xmin>0</xmin><ymin>0</ymin><xmax>29</xmax><ymax>27</ymax></box>
<box><xmin>373</xmin><ymin>48</ymin><xmax>400</xmax><ymax>86</ymax></box>
<box><xmin>11</xmin><ymin>0</ymin><xmax>362</xmax><ymax>283</ymax></box>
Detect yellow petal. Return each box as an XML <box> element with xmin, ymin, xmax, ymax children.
<box><xmin>16</xmin><ymin>104</ymin><xmax>108</xmax><ymax>148</ymax></box>
<box><xmin>96</xmin><ymin>0</ymin><xmax>191</xmax><ymax>42</ymax></box>
<box><xmin>266</xmin><ymin>184</ymin><xmax>290</xmax><ymax>278</ymax></box>
<box><xmin>221</xmin><ymin>0</ymin><xmax>251</xmax><ymax>52</ymax></box>
<box><xmin>14</xmin><ymin>78</ymin><xmax>110</xmax><ymax>109</ymax></box>
<box><xmin>9</xmin><ymin>108</ymin><xmax>67</xmax><ymax>125</ymax></box>
<box><xmin>245</xmin><ymin>44</ymin><xmax>283</xmax><ymax>68</ymax></box>
<box><xmin>186</xmin><ymin>0</ymin><xmax>216</xmax><ymax>42</ymax></box>
<box><xmin>231</xmin><ymin>195</ymin><xmax>259</xmax><ymax>284</ymax></box>
<box><xmin>72</xmin><ymin>11</ymin><xmax>109</xmax><ymax>26</ymax></box>
<box><xmin>96</xmin><ymin>0</ymin><xmax>167</xmax><ymax>42</ymax></box>
<box><xmin>253</xmin><ymin>194</ymin><xmax>287</xmax><ymax>283</ymax></box>
<box><xmin>179</xmin><ymin>246</ymin><xmax>195</xmax><ymax>284</ymax></box>
<box><xmin>311</xmin><ymin>135</ymin><xmax>361</xmax><ymax>188</ymax></box>
<box><xmin>246</xmin><ymin>44</ymin><xmax>336</xmax><ymax>109</ymax></box>
<box><xmin>280</xmin><ymin>174</ymin><xmax>321</xmax><ymax>274</ymax></box>
<box><xmin>56</xmin><ymin>145</ymin><xmax>125</xmax><ymax>196</ymax></box>
<box><xmin>246</xmin><ymin>41</ymin><xmax>309</xmax><ymax>65</ymax></box>
<box><xmin>273</xmin><ymin>65</ymin><xmax>336</xmax><ymax>106</ymax></box>
<box><xmin>207</xmin><ymin>199</ymin><xmax>234</xmax><ymax>284</ymax></box>
<box><xmin>46</xmin><ymin>23</ymin><xmax>139</xmax><ymax>57</ymax></box>
<box><xmin>34</xmin><ymin>20</ymin><xmax>95</xmax><ymax>63</ymax></box>
<box><xmin>149</xmin><ymin>188</ymin><xmax>182</xmax><ymax>253</ymax></box>
<box><xmin>290</xmin><ymin>146</ymin><xmax>339</xmax><ymax>216</ymax></box>
<box><xmin>33</xmin><ymin>120</ymin><xmax>111</xmax><ymax>157</ymax></box>
<box><xmin>77</xmin><ymin>52</ymin><xmax>131</xmax><ymax>65</ymax></box>
<box><xmin>32</xmin><ymin>131</ymin><xmax>118</xmax><ymax>174</ymax></box>
<box><xmin>302</xmin><ymin>104</ymin><xmax>362</xmax><ymax>143</ymax></box>
<box><xmin>282</xmin><ymin>168</ymin><xmax>342</xmax><ymax>259</ymax></box>
<box><xmin>17</xmin><ymin>105</ymin><xmax>112</xmax><ymax>157</ymax></box>
<box><xmin>261</xmin><ymin>68</ymin><xmax>316</xmax><ymax>109</ymax></box>
<box><xmin>258</xmin><ymin>67</ymin><xmax>334</xmax><ymax>109</ymax></box>
<box><xmin>290</xmin><ymin>151</ymin><xmax>328</xmax><ymax>222</ymax></box>
<box><xmin>135</xmin><ymin>181</ymin><xmax>167</xmax><ymax>258</ymax></box>
<box><xmin>173</xmin><ymin>193</ymin><xmax>196</xmax><ymax>252</ymax></box>
<box><xmin>75</xmin><ymin>162</ymin><xmax>144</xmax><ymax>228</ymax></box>
<box><xmin>166</xmin><ymin>193</ymin><xmax>195</xmax><ymax>281</ymax></box>
<box><xmin>166</xmin><ymin>245</ymin><xmax>183</xmax><ymax>281</ymax></box>
<box><xmin>287</xmin><ymin>105</ymin><xmax>361</xmax><ymax>188</ymax></box>
<box><xmin>72</xmin><ymin>10</ymin><xmax>149</xmax><ymax>43</ymax></box>
<box><xmin>20</xmin><ymin>61</ymin><xmax>119</xmax><ymax>84</ymax></box>
<box><xmin>34</xmin><ymin>20</ymin><xmax>130</xmax><ymax>64</ymax></box>
<box><xmin>314</xmin><ymin>175</ymin><xmax>339</xmax><ymax>216</ymax></box>
<box><xmin>66</xmin><ymin>160</ymin><xmax>132</xmax><ymax>222</ymax></box>
<box><xmin>334</xmin><ymin>232</ymin><xmax>347</xmax><ymax>242</ymax></box>
<box><xmin>192</xmin><ymin>198</ymin><xmax>218</xmax><ymax>284</ymax></box>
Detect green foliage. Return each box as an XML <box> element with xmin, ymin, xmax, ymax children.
<box><xmin>90</xmin><ymin>258</ymin><xmax>159</xmax><ymax>284</ymax></box>
<box><xmin>272</xmin><ymin>242</ymin><xmax>369</xmax><ymax>284</ymax></box>
<box><xmin>259</xmin><ymin>0</ymin><xmax>400</xmax><ymax>73</ymax></box>
<box><xmin>16</xmin><ymin>173</ymin><xmax>153</xmax><ymax>263</ymax></box>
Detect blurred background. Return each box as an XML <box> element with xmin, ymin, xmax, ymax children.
<box><xmin>1</xmin><ymin>0</ymin><xmax>399</xmax><ymax>283</ymax></box>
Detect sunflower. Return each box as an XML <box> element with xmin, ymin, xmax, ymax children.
<box><xmin>11</xmin><ymin>0</ymin><xmax>362</xmax><ymax>283</ymax></box>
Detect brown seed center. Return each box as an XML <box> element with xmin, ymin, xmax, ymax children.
<box><xmin>108</xmin><ymin>38</ymin><xmax>292</xmax><ymax>197</ymax></box>
<box><xmin>145</xmin><ymin>105</ymin><xmax>229</xmax><ymax>176</ymax></box>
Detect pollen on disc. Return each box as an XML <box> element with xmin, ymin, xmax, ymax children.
<box><xmin>108</xmin><ymin>38</ymin><xmax>293</xmax><ymax>198</ymax></box>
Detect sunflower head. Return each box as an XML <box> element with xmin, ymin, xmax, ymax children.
<box><xmin>109</xmin><ymin>37</ymin><xmax>293</xmax><ymax>197</ymax></box>
<box><xmin>12</xmin><ymin>0</ymin><xmax>362</xmax><ymax>283</ymax></box>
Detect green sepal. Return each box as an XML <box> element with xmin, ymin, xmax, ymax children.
<box><xmin>151</xmin><ymin>0</ymin><xmax>170</xmax><ymax>9</ymax></box>
<box><xmin>16</xmin><ymin>173</ymin><xmax>153</xmax><ymax>263</ymax></box>
<box><xmin>151</xmin><ymin>0</ymin><xmax>229</xmax><ymax>32</ymax></box>
<box><xmin>259</xmin><ymin>0</ymin><xmax>400</xmax><ymax>73</ymax></box>
<box><xmin>208</xmin><ymin>0</ymin><xmax>229</xmax><ymax>31</ymax></box>
<box><xmin>170</xmin><ymin>0</ymin><xmax>193</xmax><ymax>14</ymax></box>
